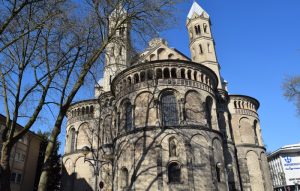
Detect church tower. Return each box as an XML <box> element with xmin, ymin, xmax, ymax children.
<box><xmin>102</xmin><ymin>6</ymin><xmax>131</xmax><ymax>92</ymax></box>
<box><xmin>186</xmin><ymin>2</ymin><xmax>222</xmax><ymax>88</ymax></box>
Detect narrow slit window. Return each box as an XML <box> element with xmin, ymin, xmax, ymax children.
<box><xmin>199</xmin><ymin>44</ymin><xmax>203</xmax><ymax>54</ymax></box>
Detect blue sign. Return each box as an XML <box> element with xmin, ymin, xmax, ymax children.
<box><xmin>284</xmin><ymin>157</ymin><xmax>292</xmax><ymax>164</ymax></box>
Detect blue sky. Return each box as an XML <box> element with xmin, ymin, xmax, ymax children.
<box><xmin>161</xmin><ymin>0</ymin><xmax>300</xmax><ymax>152</ymax></box>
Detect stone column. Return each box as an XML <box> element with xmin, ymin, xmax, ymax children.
<box><xmin>209</xmin><ymin>146</ymin><xmax>218</xmax><ymax>191</ymax></box>
<box><xmin>185</xmin><ymin>141</ymin><xmax>195</xmax><ymax>191</ymax></box>
<box><xmin>132</xmin><ymin>104</ymin><xmax>136</xmax><ymax>130</ymax></box>
<box><xmin>156</xmin><ymin>145</ymin><xmax>163</xmax><ymax>191</ymax></box>
<box><xmin>154</xmin><ymin>98</ymin><xmax>160</xmax><ymax>126</ymax></box>
<box><xmin>75</xmin><ymin>131</ymin><xmax>79</xmax><ymax>150</ymax></box>
<box><xmin>117</xmin><ymin>112</ymin><xmax>120</xmax><ymax>133</ymax></box>
<box><xmin>179</xmin><ymin>98</ymin><xmax>185</xmax><ymax>124</ymax></box>
<box><xmin>217</xmin><ymin>89</ymin><xmax>242</xmax><ymax>190</ymax></box>
<box><xmin>237</xmin><ymin>156</ymin><xmax>251</xmax><ymax>191</ymax></box>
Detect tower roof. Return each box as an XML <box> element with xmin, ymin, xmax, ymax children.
<box><xmin>187</xmin><ymin>1</ymin><xmax>209</xmax><ymax>19</ymax></box>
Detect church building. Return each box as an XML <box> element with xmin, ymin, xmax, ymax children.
<box><xmin>62</xmin><ymin>2</ymin><xmax>273</xmax><ymax>191</ymax></box>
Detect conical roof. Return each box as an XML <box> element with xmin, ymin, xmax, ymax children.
<box><xmin>187</xmin><ymin>1</ymin><xmax>209</xmax><ymax>19</ymax></box>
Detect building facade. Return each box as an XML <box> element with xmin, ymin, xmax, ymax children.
<box><xmin>0</xmin><ymin>114</ymin><xmax>42</xmax><ymax>191</ymax></box>
<box><xmin>62</xmin><ymin>2</ymin><xmax>273</xmax><ymax>191</ymax></box>
<box><xmin>268</xmin><ymin>143</ymin><xmax>300</xmax><ymax>191</ymax></box>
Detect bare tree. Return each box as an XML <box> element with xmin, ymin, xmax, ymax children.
<box><xmin>0</xmin><ymin>1</ymin><xmax>73</xmax><ymax>190</ymax></box>
<box><xmin>0</xmin><ymin>0</ymin><xmax>181</xmax><ymax>190</ymax></box>
<box><xmin>36</xmin><ymin>0</ymin><xmax>182</xmax><ymax>191</ymax></box>
<box><xmin>283</xmin><ymin>75</ymin><xmax>300</xmax><ymax>114</ymax></box>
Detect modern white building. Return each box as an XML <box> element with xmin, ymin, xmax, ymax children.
<box><xmin>268</xmin><ymin>143</ymin><xmax>300</xmax><ymax>191</ymax></box>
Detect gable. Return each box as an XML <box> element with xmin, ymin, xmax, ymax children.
<box><xmin>137</xmin><ymin>41</ymin><xmax>190</xmax><ymax>63</ymax></box>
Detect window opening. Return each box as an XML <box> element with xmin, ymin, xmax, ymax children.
<box><xmin>195</xmin><ymin>25</ymin><xmax>201</xmax><ymax>35</ymax></box>
<box><xmin>168</xmin><ymin>162</ymin><xmax>181</xmax><ymax>183</ymax></box>
<box><xmin>169</xmin><ymin>137</ymin><xmax>177</xmax><ymax>157</ymax></box>
<box><xmin>161</xmin><ymin>93</ymin><xmax>178</xmax><ymax>126</ymax></box>
<box><xmin>181</xmin><ymin>69</ymin><xmax>185</xmax><ymax>79</ymax></box>
<box><xmin>70</xmin><ymin>128</ymin><xmax>76</xmax><ymax>152</ymax></box>
<box><xmin>121</xmin><ymin>168</ymin><xmax>129</xmax><ymax>188</ymax></box>
<box><xmin>171</xmin><ymin>68</ymin><xmax>177</xmax><ymax>78</ymax></box>
<box><xmin>156</xmin><ymin>69</ymin><xmax>163</xmax><ymax>79</ymax></box>
<box><xmin>199</xmin><ymin>44</ymin><xmax>203</xmax><ymax>54</ymax></box>
<box><xmin>203</xmin><ymin>24</ymin><xmax>208</xmax><ymax>33</ymax></box>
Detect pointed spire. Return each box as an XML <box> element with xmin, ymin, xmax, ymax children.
<box><xmin>187</xmin><ymin>1</ymin><xmax>209</xmax><ymax>19</ymax></box>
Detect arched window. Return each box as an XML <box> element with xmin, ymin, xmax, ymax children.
<box><xmin>156</xmin><ymin>68</ymin><xmax>162</xmax><ymax>79</ymax></box>
<box><xmin>90</xmin><ymin>106</ymin><xmax>94</xmax><ymax>114</ymax></box>
<box><xmin>127</xmin><ymin>77</ymin><xmax>132</xmax><ymax>85</ymax></box>
<box><xmin>169</xmin><ymin>137</ymin><xmax>177</xmax><ymax>157</ymax></box>
<box><xmin>181</xmin><ymin>69</ymin><xmax>185</xmax><ymax>79</ymax></box>
<box><xmin>70</xmin><ymin>128</ymin><xmax>76</xmax><ymax>153</ymax></box>
<box><xmin>207</xmin><ymin>43</ymin><xmax>211</xmax><ymax>53</ymax></box>
<box><xmin>216</xmin><ymin>163</ymin><xmax>221</xmax><ymax>182</ymax></box>
<box><xmin>194</xmin><ymin>71</ymin><xmax>198</xmax><ymax>81</ymax></box>
<box><xmin>134</xmin><ymin>73</ymin><xmax>139</xmax><ymax>84</ymax></box>
<box><xmin>147</xmin><ymin>70</ymin><xmax>154</xmax><ymax>80</ymax></box>
<box><xmin>187</xmin><ymin>70</ymin><xmax>192</xmax><ymax>80</ymax></box>
<box><xmin>125</xmin><ymin>102</ymin><xmax>132</xmax><ymax>131</ymax></box>
<box><xmin>205</xmin><ymin>97</ymin><xmax>213</xmax><ymax>128</ymax></box>
<box><xmin>161</xmin><ymin>92</ymin><xmax>178</xmax><ymax>126</ymax></box>
<box><xmin>171</xmin><ymin>68</ymin><xmax>177</xmax><ymax>78</ymax></box>
<box><xmin>168</xmin><ymin>162</ymin><xmax>181</xmax><ymax>183</ymax></box>
<box><xmin>199</xmin><ymin>44</ymin><xmax>203</xmax><ymax>54</ymax></box>
<box><xmin>203</xmin><ymin>23</ymin><xmax>208</xmax><ymax>33</ymax></box>
<box><xmin>163</xmin><ymin>68</ymin><xmax>170</xmax><ymax>79</ymax></box>
<box><xmin>121</xmin><ymin>167</ymin><xmax>129</xmax><ymax>188</ymax></box>
<box><xmin>200</xmin><ymin>74</ymin><xmax>204</xmax><ymax>83</ymax></box>
<box><xmin>195</xmin><ymin>25</ymin><xmax>201</xmax><ymax>35</ymax></box>
<box><xmin>140</xmin><ymin>71</ymin><xmax>146</xmax><ymax>82</ymax></box>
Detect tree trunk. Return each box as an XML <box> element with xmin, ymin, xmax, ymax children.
<box><xmin>0</xmin><ymin>143</ymin><xmax>12</xmax><ymax>191</ymax></box>
<box><xmin>37</xmin><ymin>114</ymin><xmax>64</xmax><ymax>191</ymax></box>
